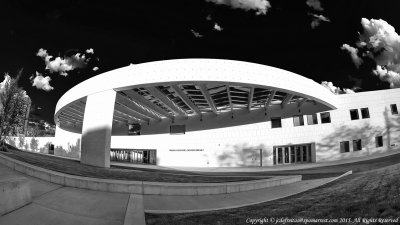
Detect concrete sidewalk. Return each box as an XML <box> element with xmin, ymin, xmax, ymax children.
<box><xmin>143</xmin><ymin>177</ymin><xmax>333</xmax><ymax>213</ymax></box>
<box><xmin>0</xmin><ymin>163</ymin><xmax>145</xmax><ymax>225</ymax></box>
<box><xmin>0</xmin><ymin>160</ymin><xmax>351</xmax><ymax>224</ymax></box>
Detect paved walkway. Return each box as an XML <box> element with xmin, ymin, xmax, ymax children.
<box><xmin>0</xmin><ymin>163</ymin><xmax>145</xmax><ymax>225</ymax></box>
<box><xmin>143</xmin><ymin>177</ymin><xmax>334</xmax><ymax>213</ymax></box>
<box><xmin>0</xmin><ymin>161</ymin><xmax>351</xmax><ymax>224</ymax></box>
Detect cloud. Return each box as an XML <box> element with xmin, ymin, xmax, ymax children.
<box><xmin>310</xmin><ymin>14</ymin><xmax>330</xmax><ymax>28</ymax></box>
<box><xmin>341</xmin><ymin>44</ymin><xmax>363</xmax><ymax>68</ymax></box>
<box><xmin>321</xmin><ymin>81</ymin><xmax>355</xmax><ymax>94</ymax></box>
<box><xmin>213</xmin><ymin>23</ymin><xmax>223</xmax><ymax>31</ymax></box>
<box><xmin>373</xmin><ymin>65</ymin><xmax>400</xmax><ymax>88</ymax></box>
<box><xmin>92</xmin><ymin>66</ymin><xmax>99</xmax><ymax>71</ymax></box>
<box><xmin>342</xmin><ymin>18</ymin><xmax>400</xmax><ymax>88</ymax></box>
<box><xmin>36</xmin><ymin>48</ymin><xmax>91</xmax><ymax>76</ymax></box>
<box><xmin>190</xmin><ymin>29</ymin><xmax>204</xmax><ymax>38</ymax></box>
<box><xmin>31</xmin><ymin>72</ymin><xmax>54</xmax><ymax>91</ymax></box>
<box><xmin>206</xmin><ymin>0</ymin><xmax>271</xmax><ymax>15</ymax></box>
<box><xmin>306</xmin><ymin>0</ymin><xmax>323</xmax><ymax>11</ymax></box>
<box><xmin>0</xmin><ymin>73</ymin><xmax>11</xmax><ymax>94</ymax></box>
<box><xmin>85</xmin><ymin>48</ymin><xmax>94</xmax><ymax>54</ymax></box>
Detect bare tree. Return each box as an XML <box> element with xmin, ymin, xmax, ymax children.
<box><xmin>0</xmin><ymin>70</ymin><xmax>31</xmax><ymax>151</ymax></box>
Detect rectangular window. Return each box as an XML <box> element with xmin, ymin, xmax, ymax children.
<box><xmin>391</xmin><ymin>104</ymin><xmax>398</xmax><ymax>115</ymax></box>
<box><xmin>271</xmin><ymin>117</ymin><xmax>282</xmax><ymax>128</ymax></box>
<box><xmin>320</xmin><ymin>112</ymin><xmax>331</xmax><ymax>124</ymax></box>
<box><xmin>273</xmin><ymin>149</ymin><xmax>276</xmax><ymax>165</ymax></box>
<box><xmin>307</xmin><ymin>114</ymin><xmax>318</xmax><ymax>125</ymax></box>
<box><xmin>353</xmin><ymin>139</ymin><xmax>362</xmax><ymax>151</ymax></box>
<box><xmin>293</xmin><ymin>115</ymin><xmax>304</xmax><ymax>126</ymax></box>
<box><xmin>360</xmin><ymin>108</ymin><xmax>370</xmax><ymax>119</ymax></box>
<box><xmin>350</xmin><ymin>109</ymin><xmax>359</xmax><ymax>120</ymax></box>
<box><xmin>340</xmin><ymin>141</ymin><xmax>350</xmax><ymax>153</ymax></box>
<box><xmin>375</xmin><ymin>136</ymin><xmax>383</xmax><ymax>147</ymax></box>
<box><xmin>170</xmin><ymin>125</ymin><xmax>185</xmax><ymax>134</ymax></box>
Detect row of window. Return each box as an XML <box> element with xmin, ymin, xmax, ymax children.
<box><xmin>339</xmin><ymin>136</ymin><xmax>383</xmax><ymax>153</ymax></box>
<box><xmin>272</xmin><ymin>104</ymin><xmax>399</xmax><ymax>129</ymax></box>
<box><xmin>350</xmin><ymin>108</ymin><xmax>370</xmax><ymax>120</ymax></box>
<box><xmin>271</xmin><ymin>112</ymin><xmax>331</xmax><ymax>128</ymax></box>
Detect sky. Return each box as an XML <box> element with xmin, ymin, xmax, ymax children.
<box><xmin>1</xmin><ymin>0</ymin><xmax>400</xmax><ymax>124</ymax></box>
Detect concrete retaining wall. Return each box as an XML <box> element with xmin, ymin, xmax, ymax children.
<box><xmin>0</xmin><ymin>177</ymin><xmax>31</xmax><ymax>216</ymax></box>
<box><xmin>0</xmin><ymin>153</ymin><xmax>301</xmax><ymax>196</ymax></box>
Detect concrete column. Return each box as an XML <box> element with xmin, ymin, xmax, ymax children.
<box><xmin>81</xmin><ymin>90</ymin><xmax>116</xmax><ymax>168</ymax></box>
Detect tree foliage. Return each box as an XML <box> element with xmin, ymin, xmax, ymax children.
<box><xmin>0</xmin><ymin>70</ymin><xmax>31</xmax><ymax>150</ymax></box>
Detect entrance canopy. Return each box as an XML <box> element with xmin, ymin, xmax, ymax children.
<box><xmin>55</xmin><ymin>59</ymin><xmax>338</xmax><ymax>134</ymax></box>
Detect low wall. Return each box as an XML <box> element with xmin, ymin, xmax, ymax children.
<box><xmin>0</xmin><ymin>177</ymin><xmax>31</xmax><ymax>216</ymax></box>
<box><xmin>0</xmin><ymin>153</ymin><xmax>301</xmax><ymax>196</ymax></box>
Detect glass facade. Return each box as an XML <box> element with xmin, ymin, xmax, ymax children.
<box><xmin>110</xmin><ymin>149</ymin><xmax>157</xmax><ymax>165</ymax></box>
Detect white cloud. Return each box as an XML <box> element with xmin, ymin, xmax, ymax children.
<box><xmin>341</xmin><ymin>44</ymin><xmax>363</xmax><ymax>68</ymax></box>
<box><xmin>213</xmin><ymin>23</ymin><xmax>223</xmax><ymax>31</ymax></box>
<box><xmin>31</xmin><ymin>72</ymin><xmax>54</xmax><ymax>91</ymax></box>
<box><xmin>321</xmin><ymin>81</ymin><xmax>355</xmax><ymax>94</ymax></box>
<box><xmin>373</xmin><ymin>65</ymin><xmax>400</xmax><ymax>88</ymax></box>
<box><xmin>36</xmin><ymin>48</ymin><xmax>90</xmax><ymax>76</ymax></box>
<box><xmin>190</xmin><ymin>29</ymin><xmax>204</xmax><ymax>38</ymax></box>
<box><xmin>92</xmin><ymin>66</ymin><xmax>99</xmax><ymax>71</ymax></box>
<box><xmin>206</xmin><ymin>0</ymin><xmax>271</xmax><ymax>15</ymax></box>
<box><xmin>85</xmin><ymin>48</ymin><xmax>94</xmax><ymax>54</ymax></box>
<box><xmin>310</xmin><ymin>14</ymin><xmax>330</xmax><ymax>28</ymax></box>
<box><xmin>306</xmin><ymin>0</ymin><xmax>323</xmax><ymax>11</ymax></box>
<box><xmin>343</xmin><ymin>18</ymin><xmax>400</xmax><ymax>88</ymax></box>
<box><xmin>0</xmin><ymin>73</ymin><xmax>11</xmax><ymax>94</ymax></box>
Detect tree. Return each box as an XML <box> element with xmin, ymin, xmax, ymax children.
<box><xmin>0</xmin><ymin>70</ymin><xmax>31</xmax><ymax>151</ymax></box>
<box><xmin>30</xmin><ymin>138</ymin><xmax>38</xmax><ymax>151</ymax></box>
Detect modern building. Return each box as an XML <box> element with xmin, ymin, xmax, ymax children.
<box><xmin>22</xmin><ymin>59</ymin><xmax>400</xmax><ymax>168</ymax></box>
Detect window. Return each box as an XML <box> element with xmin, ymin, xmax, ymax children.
<box><xmin>293</xmin><ymin>115</ymin><xmax>304</xmax><ymax>126</ymax></box>
<box><xmin>320</xmin><ymin>112</ymin><xmax>331</xmax><ymax>123</ymax></box>
<box><xmin>307</xmin><ymin>114</ymin><xmax>318</xmax><ymax>125</ymax></box>
<box><xmin>361</xmin><ymin>108</ymin><xmax>370</xmax><ymax>119</ymax></box>
<box><xmin>350</xmin><ymin>109</ymin><xmax>359</xmax><ymax>120</ymax></box>
<box><xmin>391</xmin><ymin>104</ymin><xmax>398</xmax><ymax>115</ymax></box>
<box><xmin>375</xmin><ymin>136</ymin><xmax>383</xmax><ymax>147</ymax></box>
<box><xmin>170</xmin><ymin>125</ymin><xmax>185</xmax><ymax>134</ymax></box>
<box><xmin>271</xmin><ymin>117</ymin><xmax>282</xmax><ymax>128</ymax></box>
<box><xmin>340</xmin><ymin>141</ymin><xmax>350</xmax><ymax>153</ymax></box>
<box><xmin>128</xmin><ymin>124</ymin><xmax>141</xmax><ymax>135</ymax></box>
<box><xmin>353</xmin><ymin>139</ymin><xmax>362</xmax><ymax>151</ymax></box>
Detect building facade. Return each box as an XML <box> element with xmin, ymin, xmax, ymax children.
<box><xmin>16</xmin><ymin>59</ymin><xmax>400</xmax><ymax>168</ymax></box>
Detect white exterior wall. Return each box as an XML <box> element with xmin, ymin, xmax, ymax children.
<box><xmin>6</xmin><ymin>136</ymin><xmax>54</xmax><ymax>153</ymax></box>
<box><xmin>107</xmin><ymin>88</ymin><xmax>400</xmax><ymax>167</ymax></box>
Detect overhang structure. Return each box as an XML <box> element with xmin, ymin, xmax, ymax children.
<box><xmin>54</xmin><ymin>59</ymin><xmax>338</xmax><ymax>167</ymax></box>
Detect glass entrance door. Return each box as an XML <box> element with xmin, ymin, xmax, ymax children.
<box><xmin>111</xmin><ymin>149</ymin><xmax>157</xmax><ymax>165</ymax></box>
<box><xmin>273</xmin><ymin>143</ymin><xmax>313</xmax><ymax>165</ymax></box>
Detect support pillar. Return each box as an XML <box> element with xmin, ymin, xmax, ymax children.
<box><xmin>81</xmin><ymin>90</ymin><xmax>116</xmax><ymax>168</ymax></box>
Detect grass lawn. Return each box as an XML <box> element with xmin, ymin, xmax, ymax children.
<box><xmin>145</xmin><ymin>162</ymin><xmax>400</xmax><ymax>225</ymax></box>
<box><xmin>0</xmin><ymin>148</ymin><xmax>269</xmax><ymax>183</ymax></box>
